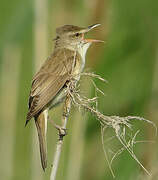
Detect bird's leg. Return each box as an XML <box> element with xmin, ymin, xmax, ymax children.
<box><xmin>48</xmin><ymin>116</ymin><xmax>67</xmax><ymax>137</ymax></box>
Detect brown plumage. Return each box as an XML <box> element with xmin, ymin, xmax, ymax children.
<box><xmin>34</xmin><ymin>111</ymin><xmax>47</xmax><ymax>170</ymax></box>
<box><xmin>25</xmin><ymin>24</ymin><xmax>102</xmax><ymax>171</ymax></box>
<box><xmin>26</xmin><ymin>48</ymin><xmax>79</xmax><ymax>122</ymax></box>
<box><xmin>26</xmin><ymin>48</ymin><xmax>81</xmax><ymax>171</ymax></box>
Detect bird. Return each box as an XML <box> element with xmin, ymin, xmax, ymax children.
<box><xmin>25</xmin><ymin>24</ymin><xmax>103</xmax><ymax>171</ymax></box>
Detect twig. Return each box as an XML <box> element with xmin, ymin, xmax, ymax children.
<box><xmin>101</xmin><ymin>126</ymin><xmax>115</xmax><ymax>178</ymax></box>
<box><xmin>70</xmin><ymin>87</ymin><xmax>157</xmax><ymax>177</ymax></box>
<box><xmin>50</xmin><ymin>93</ymin><xmax>72</xmax><ymax>180</ymax></box>
<box><xmin>81</xmin><ymin>72</ymin><xmax>108</xmax><ymax>83</ymax></box>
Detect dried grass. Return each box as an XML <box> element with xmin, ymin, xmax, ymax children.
<box><xmin>68</xmin><ymin>72</ymin><xmax>157</xmax><ymax>178</ymax></box>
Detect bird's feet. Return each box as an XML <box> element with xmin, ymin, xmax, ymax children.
<box><xmin>54</xmin><ymin>124</ymin><xmax>67</xmax><ymax>137</ymax></box>
<box><xmin>48</xmin><ymin>117</ymin><xmax>67</xmax><ymax>138</ymax></box>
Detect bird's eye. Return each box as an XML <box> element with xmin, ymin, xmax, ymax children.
<box><xmin>75</xmin><ymin>33</ymin><xmax>80</xmax><ymax>37</ymax></box>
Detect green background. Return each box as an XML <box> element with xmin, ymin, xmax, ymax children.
<box><xmin>0</xmin><ymin>0</ymin><xmax>158</xmax><ymax>179</ymax></box>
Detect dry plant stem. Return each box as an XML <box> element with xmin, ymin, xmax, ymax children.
<box><xmin>50</xmin><ymin>94</ymin><xmax>72</xmax><ymax>180</ymax></box>
<box><xmin>70</xmin><ymin>85</ymin><xmax>156</xmax><ymax>176</ymax></box>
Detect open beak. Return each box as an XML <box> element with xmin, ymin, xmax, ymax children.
<box><xmin>81</xmin><ymin>24</ymin><xmax>104</xmax><ymax>43</ymax></box>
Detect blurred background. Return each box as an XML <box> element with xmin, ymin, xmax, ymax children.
<box><xmin>0</xmin><ymin>0</ymin><xmax>158</xmax><ymax>179</ymax></box>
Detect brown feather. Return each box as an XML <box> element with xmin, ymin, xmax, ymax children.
<box><xmin>26</xmin><ymin>48</ymin><xmax>80</xmax><ymax>121</ymax></box>
<box><xmin>35</xmin><ymin>111</ymin><xmax>47</xmax><ymax>171</ymax></box>
<box><xmin>25</xmin><ymin>24</ymin><xmax>101</xmax><ymax>171</ymax></box>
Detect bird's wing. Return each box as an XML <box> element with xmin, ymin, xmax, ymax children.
<box><xmin>26</xmin><ymin>48</ymin><xmax>78</xmax><ymax>121</ymax></box>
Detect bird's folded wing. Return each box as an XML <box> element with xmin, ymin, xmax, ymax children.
<box><xmin>26</xmin><ymin>48</ymin><xmax>78</xmax><ymax>121</ymax></box>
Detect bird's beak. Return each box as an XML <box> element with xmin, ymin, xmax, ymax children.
<box><xmin>84</xmin><ymin>38</ymin><xmax>104</xmax><ymax>43</ymax></box>
<box><xmin>80</xmin><ymin>24</ymin><xmax>101</xmax><ymax>33</ymax></box>
<box><xmin>81</xmin><ymin>24</ymin><xmax>104</xmax><ymax>43</ymax></box>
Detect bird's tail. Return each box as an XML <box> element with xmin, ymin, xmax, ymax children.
<box><xmin>35</xmin><ymin>110</ymin><xmax>48</xmax><ymax>171</ymax></box>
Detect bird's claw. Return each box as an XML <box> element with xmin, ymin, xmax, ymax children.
<box><xmin>56</xmin><ymin>126</ymin><xmax>67</xmax><ymax>137</ymax></box>
<box><xmin>48</xmin><ymin>117</ymin><xmax>67</xmax><ymax>136</ymax></box>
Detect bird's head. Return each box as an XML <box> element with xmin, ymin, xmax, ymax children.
<box><xmin>54</xmin><ymin>24</ymin><xmax>103</xmax><ymax>53</ymax></box>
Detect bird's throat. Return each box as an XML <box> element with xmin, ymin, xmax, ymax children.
<box><xmin>77</xmin><ymin>43</ymin><xmax>90</xmax><ymax>61</ymax></box>
<box><xmin>77</xmin><ymin>43</ymin><xmax>91</xmax><ymax>72</ymax></box>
